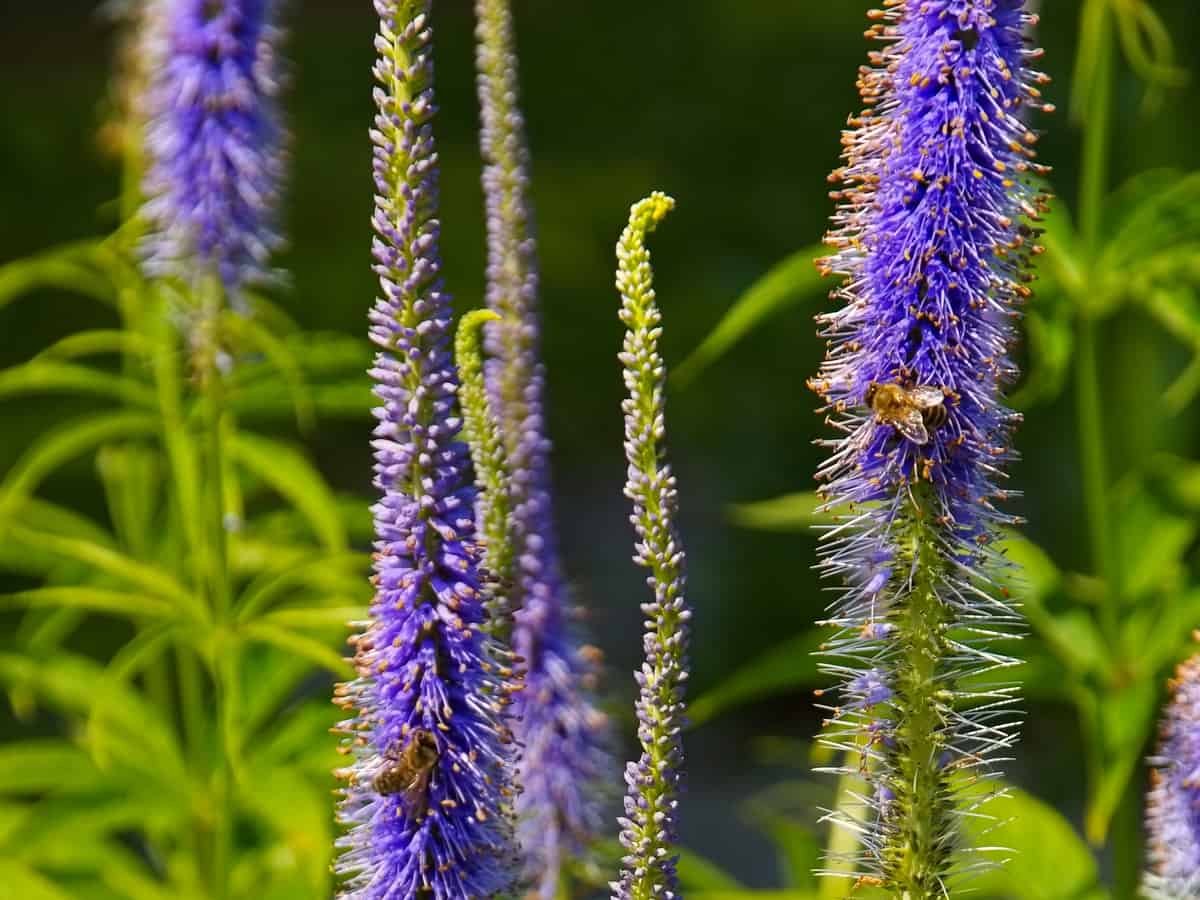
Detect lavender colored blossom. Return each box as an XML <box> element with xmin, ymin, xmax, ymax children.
<box><xmin>475</xmin><ymin>0</ymin><xmax>613</xmax><ymax>891</ymax></box>
<box><xmin>809</xmin><ymin>2</ymin><xmax>1050</xmax><ymax>892</ymax></box>
<box><xmin>1144</xmin><ymin>649</ymin><xmax>1200</xmax><ymax>900</ymax></box>
<box><xmin>332</xmin><ymin>5</ymin><xmax>518</xmax><ymax>897</ymax></box>
<box><xmin>143</xmin><ymin>0</ymin><xmax>284</xmax><ymax>293</ymax></box>
<box><xmin>613</xmin><ymin>192</ymin><xmax>690</xmax><ymax>900</ymax></box>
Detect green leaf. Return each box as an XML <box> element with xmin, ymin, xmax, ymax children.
<box><xmin>1010</xmin><ymin>298</ymin><xmax>1074</xmax><ymax>410</ymax></box>
<box><xmin>727</xmin><ymin>492</ymin><xmax>834</xmax><ymax>532</ymax></box>
<box><xmin>229</xmin><ymin>432</ymin><xmax>347</xmax><ymax>551</ymax></box>
<box><xmin>0</xmin><ymin>860</ymin><xmax>78</xmax><ymax>900</ymax></box>
<box><xmin>677</xmin><ymin>848</ymin><xmax>746</xmax><ymax>891</ymax></box>
<box><xmin>759</xmin><ymin>817</ymin><xmax>819</xmax><ymax>890</ymax></box>
<box><xmin>0</xmin><ymin>741</ymin><xmax>101</xmax><ymax>795</ymax></box>
<box><xmin>34</xmin><ymin>329</ymin><xmax>150</xmax><ymax>363</ymax></box>
<box><xmin>238</xmin><ymin>767</ymin><xmax>332</xmax><ymax>893</ymax></box>
<box><xmin>224</xmin><ymin>313</ymin><xmax>315</xmax><ymax>432</ymax></box>
<box><xmin>241</xmin><ymin>651</ymin><xmax>323</xmax><ymax>744</ymax></box>
<box><xmin>0</xmin><ymin>360</ymin><xmax>152</xmax><ymax>407</ymax></box>
<box><xmin>0</xmin><ymin>412</ymin><xmax>159</xmax><ymax>519</ymax></box>
<box><xmin>688</xmin><ymin>630</ymin><xmax>822</xmax><ymax>726</ymax></box>
<box><xmin>5</xmin><ymin>526</ymin><xmax>203</xmax><ymax>622</ymax></box>
<box><xmin>0</xmin><ymin>654</ymin><xmax>186</xmax><ymax>786</ymax></box>
<box><xmin>0</xmin><ymin>240</ymin><xmax>114</xmax><ymax>311</ymax></box>
<box><xmin>255</xmin><ymin>605</ymin><xmax>366</xmax><ymax>630</ymax></box>
<box><xmin>238</xmin><ymin>622</ymin><xmax>350</xmax><ymax>676</ymax></box>
<box><xmin>235</xmin><ymin>550</ymin><xmax>367</xmax><ymax>623</ymax></box>
<box><xmin>1085</xmin><ymin>679</ymin><xmax>1156</xmax><ymax>844</ymax></box>
<box><xmin>961</xmin><ymin>782</ymin><xmax>1100</xmax><ymax>899</ymax></box>
<box><xmin>1113</xmin><ymin>478</ymin><xmax>1197</xmax><ymax>601</ymax></box>
<box><xmin>96</xmin><ymin>443</ymin><xmax>162</xmax><ymax>559</ymax></box>
<box><xmin>0</xmin><ymin>587</ymin><xmax>173</xmax><ymax>620</ymax></box>
<box><xmin>674</xmin><ymin>246</ymin><xmax>826</xmax><ymax>386</ymax></box>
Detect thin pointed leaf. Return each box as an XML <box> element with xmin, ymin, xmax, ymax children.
<box><xmin>0</xmin><ymin>412</ymin><xmax>159</xmax><ymax>519</ymax></box>
<box><xmin>34</xmin><ymin>329</ymin><xmax>150</xmax><ymax>363</ymax></box>
<box><xmin>688</xmin><ymin>630</ymin><xmax>823</xmax><ymax>726</ymax></box>
<box><xmin>0</xmin><ymin>361</ymin><xmax>153</xmax><ymax>406</ymax></box>
<box><xmin>229</xmin><ymin>432</ymin><xmax>348</xmax><ymax>551</ymax></box>
<box><xmin>0</xmin><ymin>241</ymin><xmax>114</xmax><ymax>310</ymax></box>
<box><xmin>674</xmin><ymin>246</ymin><xmax>826</xmax><ymax>386</ymax></box>
<box><xmin>0</xmin><ymin>587</ymin><xmax>173</xmax><ymax>619</ymax></box>
<box><xmin>727</xmin><ymin>492</ymin><xmax>833</xmax><ymax>532</ymax></box>
<box><xmin>5</xmin><ymin>526</ymin><xmax>202</xmax><ymax>620</ymax></box>
<box><xmin>238</xmin><ymin>622</ymin><xmax>351</xmax><ymax>676</ymax></box>
<box><xmin>224</xmin><ymin>314</ymin><xmax>315</xmax><ymax>432</ymax></box>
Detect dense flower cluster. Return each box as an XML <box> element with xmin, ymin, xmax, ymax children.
<box><xmin>809</xmin><ymin>1</ymin><xmax>1049</xmax><ymax>892</ymax></box>
<box><xmin>612</xmin><ymin>192</ymin><xmax>690</xmax><ymax>900</ymax></box>
<box><xmin>1144</xmin><ymin>650</ymin><xmax>1200</xmax><ymax>900</ymax></box>
<box><xmin>143</xmin><ymin>0</ymin><xmax>285</xmax><ymax>294</ymax></box>
<box><xmin>474</xmin><ymin>0</ymin><xmax>613</xmax><ymax>892</ymax></box>
<box><xmin>332</xmin><ymin>4</ymin><xmax>518</xmax><ymax>897</ymax></box>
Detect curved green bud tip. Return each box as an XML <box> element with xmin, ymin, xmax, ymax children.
<box><xmin>455</xmin><ymin>309</ymin><xmax>501</xmax><ymax>380</ymax></box>
<box><xmin>628</xmin><ymin>191</ymin><xmax>675</xmax><ymax>236</ymax></box>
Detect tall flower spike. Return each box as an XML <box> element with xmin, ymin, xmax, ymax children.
<box><xmin>613</xmin><ymin>192</ymin><xmax>690</xmax><ymax>900</ymax></box>
<box><xmin>809</xmin><ymin>2</ymin><xmax>1050</xmax><ymax>894</ymax></box>
<box><xmin>456</xmin><ymin>308</ymin><xmax>515</xmax><ymax>624</ymax></box>
<box><xmin>332</xmin><ymin>5</ymin><xmax>518</xmax><ymax>897</ymax></box>
<box><xmin>1144</xmin><ymin>642</ymin><xmax>1200</xmax><ymax>900</ymax></box>
<box><xmin>143</xmin><ymin>0</ymin><xmax>285</xmax><ymax>295</ymax></box>
<box><xmin>475</xmin><ymin>0</ymin><xmax>613</xmax><ymax>892</ymax></box>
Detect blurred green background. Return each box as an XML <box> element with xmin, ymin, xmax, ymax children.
<box><xmin>3</xmin><ymin>0</ymin><xmax>1200</xmax><ymax>893</ymax></box>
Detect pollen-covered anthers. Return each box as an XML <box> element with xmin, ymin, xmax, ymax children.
<box><xmin>1144</xmin><ymin>647</ymin><xmax>1200</xmax><ymax>900</ymax></box>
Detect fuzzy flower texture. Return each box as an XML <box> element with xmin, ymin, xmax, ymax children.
<box><xmin>474</xmin><ymin>0</ymin><xmax>613</xmax><ymax>892</ymax></box>
<box><xmin>809</xmin><ymin>1</ymin><xmax>1050</xmax><ymax>893</ymax></box>
<box><xmin>613</xmin><ymin>193</ymin><xmax>691</xmax><ymax>900</ymax></box>
<box><xmin>142</xmin><ymin>0</ymin><xmax>285</xmax><ymax>292</ymax></box>
<box><xmin>143</xmin><ymin>0</ymin><xmax>285</xmax><ymax>294</ymax></box>
<box><xmin>332</xmin><ymin>4</ymin><xmax>518</xmax><ymax>897</ymax></box>
<box><xmin>1145</xmin><ymin>648</ymin><xmax>1200</xmax><ymax>900</ymax></box>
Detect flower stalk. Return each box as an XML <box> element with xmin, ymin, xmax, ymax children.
<box><xmin>809</xmin><ymin>2</ymin><xmax>1050</xmax><ymax>894</ymax></box>
<box><xmin>142</xmin><ymin>0</ymin><xmax>285</xmax><ymax>297</ymax></box>
<box><xmin>474</xmin><ymin>0</ymin><xmax>613</xmax><ymax>892</ymax></box>
<box><xmin>332</xmin><ymin>4</ymin><xmax>519</xmax><ymax>896</ymax></box>
<box><xmin>455</xmin><ymin>308</ymin><xmax>515</xmax><ymax>626</ymax></box>
<box><xmin>613</xmin><ymin>192</ymin><xmax>690</xmax><ymax>900</ymax></box>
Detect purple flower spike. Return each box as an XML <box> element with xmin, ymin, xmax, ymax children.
<box><xmin>332</xmin><ymin>4</ymin><xmax>518</xmax><ymax>897</ymax></box>
<box><xmin>475</xmin><ymin>0</ymin><xmax>613</xmax><ymax>892</ymax></box>
<box><xmin>809</xmin><ymin>2</ymin><xmax>1050</xmax><ymax>892</ymax></box>
<box><xmin>1145</xmin><ymin>649</ymin><xmax>1200</xmax><ymax>900</ymax></box>
<box><xmin>143</xmin><ymin>0</ymin><xmax>285</xmax><ymax>294</ymax></box>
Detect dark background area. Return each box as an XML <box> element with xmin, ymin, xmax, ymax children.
<box><xmin>3</xmin><ymin>0</ymin><xmax>1199</xmax><ymax>884</ymax></box>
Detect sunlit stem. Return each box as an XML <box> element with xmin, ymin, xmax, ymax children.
<box><xmin>886</xmin><ymin>487</ymin><xmax>953</xmax><ymax>900</ymax></box>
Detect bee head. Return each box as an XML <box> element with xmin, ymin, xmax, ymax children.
<box><xmin>863</xmin><ymin>382</ymin><xmax>879</xmax><ymax>406</ymax></box>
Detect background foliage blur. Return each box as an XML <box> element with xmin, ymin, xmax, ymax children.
<box><xmin>3</xmin><ymin>1</ymin><xmax>1200</xmax><ymax>897</ymax></box>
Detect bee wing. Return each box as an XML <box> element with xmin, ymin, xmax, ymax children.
<box><xmin>908</xmin><ymin>386</ymin><xmax>945</xmax><ymax>409</ymax></box>
<box><xmin>401</xmin><ymin>768</ymin><xmax>434</xmax><ymax>818</ymax></box>
<box><xmin>895</xmin><ymin>409</ymin><xmax>930</xmax><ymax>445</ymax></box>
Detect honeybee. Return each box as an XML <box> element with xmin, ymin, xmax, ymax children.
<box><xmin>373</xmin><ymin>728</ymin><xmax>439</xmax><ymax>818</ymax></box>
<box><xmin>863</xmin><ymin>381</ymin><xmax>948</xmax><ymax>445</ymax></box>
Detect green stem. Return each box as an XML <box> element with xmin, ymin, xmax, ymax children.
<box><xmin>198</xmin><ymin>280</ymin><xmax>233</xmax><ymax>900</ymax></box>
<box><xmin>888</xmin><ymin>490</ymin><xmax>952</xmax><ymax>900</ymax></box>
<box><xmin>1074</xmin><ymin>0</ymin><xmax>1121</xmax><ymax>642</ymax></box>
<box><xmin>1074</xmin><ymin>8</ymin><xmax>1141</xmax><ymax>898</ymax></box>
